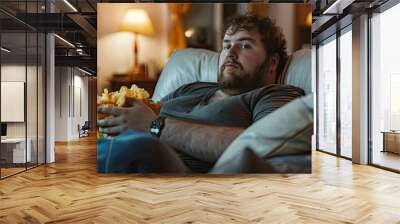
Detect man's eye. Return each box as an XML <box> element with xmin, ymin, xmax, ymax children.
<box><xmin>241</xmin><ymin>44</ymin><xmax>251</xmax><ymax>49</ymax></box>
<box><xmin>223</xmin><ymin>44</ymin><xmax>231</xmax><ymax>50</ymax></box>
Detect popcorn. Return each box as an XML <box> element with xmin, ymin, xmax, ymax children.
<box><xmin>97</xmin><ymin>84</ymin><xmax>150</xmax><ymax>107</ymax></box>
<box><xmin>126</xmin><ymin>84</ymin><xmax>150</xmax><ymax>100</ymax></box>
<box><xmin>97</xmin><ymin>84</ymin><xmax>153</xmax><ymax>139</ymax></box>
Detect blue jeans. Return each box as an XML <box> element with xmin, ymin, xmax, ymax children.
<box><xmin>97</xmin><ymin>131</ymin><xmax>188</xmax><ymax>173</ymax></box>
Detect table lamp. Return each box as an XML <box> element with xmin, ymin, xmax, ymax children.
<box><xmin>120</xmin><ymin>9</ymin><xmax>154</xmax><ymax>78</ymax></box>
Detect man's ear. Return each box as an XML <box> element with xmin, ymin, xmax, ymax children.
<box><xmin>266</xmin><ymin>54</ymin><xmax>280</xmax><ymax>84</ymax></box>
<box><xmin>268</xmin><ymin>53</ymin><xmax>279</xmax><ymax>75</ymax></box>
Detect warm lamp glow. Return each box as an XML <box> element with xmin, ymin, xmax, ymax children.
<box><xmin>120</xmin><ymin>9</ymin><xmax>154</xmax><ymax>78</ymax></box>
<box><xmin>185</xmin><ymin>28</ymin><xmax>194</xmax><ymax>38</ymax></box>
<box><xmin>306</xmin><ymin>12</ymin><xmax>312</xmax><ymax>27</ymax></box>
<box><xmin>120</xmin><ymin>9</ymin><xmax>154</xmax><ymax>35</ymax></box>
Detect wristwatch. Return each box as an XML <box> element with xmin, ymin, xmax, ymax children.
<box><xmin>149</xmin><ymin>116</ymin><xmax>166</xmax><ymax>137</ymax></box>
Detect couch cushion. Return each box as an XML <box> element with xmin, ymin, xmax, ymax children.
<box><xmin>151</xmin><ymin>48</ymin><xmax>219</xmax><ymax>102</ymax></box>
<box><xmin>211</xmin><ymin>94</ymin><xmax>313</xmax><ymax>174</ymax></box>
<box><xmin>152</xmin><ymin>48</ymin><xmax>312</xmax><ymax>102</ymax></box>
<box><xmin>281</xmin><ymin>48</ymin><xmax>312</xmax><ymax>95</ymax></box>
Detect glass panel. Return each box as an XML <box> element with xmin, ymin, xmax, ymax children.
<box><xmin>317</xmin><ymin>37</ymin><xmax>337</xmax><ymax>154</ymax></box>
<box><xmin>339</xmin><ymin>29</ymin><xmax>352</xmax><ymax>158</ymax></box>
<box><xmin>312</xmin><ymin>45</ymin><xmax>317</xmax><ymax>151</ymax></box>
<box><xmin>38</xmin><ymin>33</ymin><xmax>45</xmax><ymax>165</ymax></box>
<box><xmin>26</xmin><ymin>0</ymin><xmax>38</xmax><ymax>169</ymax></box>
<box><xmin>27</xmin><ymin>31</ymin><xmax>38</xmax><ymax>169</ymax></box>
<box><xmin>1</xmin><ymin>31</ymin><xmax>27</xmax><ymax>177</ymax></box>
<box><xmin>0</xmin><ymin>1</ymin><xmax>46</xmax><ymax>179</ymax></box>
<box><xmin>371</xmin><ymin>3</ymin><xmax>400</xmax><ymax>171</ymax></box>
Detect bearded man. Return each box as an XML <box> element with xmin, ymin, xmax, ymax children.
<box><xmin>97</xmin><ymin>14</ymin><xmax>305</xmax><ymax>173</ymax></box>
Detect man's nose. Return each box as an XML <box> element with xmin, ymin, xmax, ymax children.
<box><xmin>226</xmin><ymin>44</ymin><xmax>239</xmax><ymax>59</ymax></box>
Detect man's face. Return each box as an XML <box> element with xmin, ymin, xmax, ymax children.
<box><xmin>219</xmin><ymin>27</ymin><xmax>270</xmax><ymax>91</ymax></box>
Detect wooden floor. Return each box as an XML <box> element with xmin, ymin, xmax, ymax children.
<box><xmin>1</xmin><ymin>167</ymin><xmax>26</xmax><ymax>178</ymax></box>
<box><xmin>1</xmin><ymin>136</ymin><xmax>400</xmax><ymax>223</ymax></box>
<box><xmin>1</xmin><ymin>163</ymin><xmax>45</xmax><ymax>178</ymax></box>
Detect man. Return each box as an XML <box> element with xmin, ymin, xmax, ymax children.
<box><xmin>97</xmin><ymin>14</ymin><xmax>305</xmax><ymax>173</ymax></box>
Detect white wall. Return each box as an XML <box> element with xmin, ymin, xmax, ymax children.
<box><xmin>72</xmin><ymin>73</ymin><xmax>89</xmax><ymax>138</ymax></box>
<box><xmin>55</xmin><ymin>67</ymin><xmax>89</xmax><ymax>141</ymax></box>
<box><xmin>1</xmin><ymin>65</ymin><xmax>33</xmax><ymax>137</ymax></box>
<box><xmin>55</xmin><ymin>67</ymin><xmax>68</xmax><ymax>141</ymax></box>
<box><xmin>97</xmin><ymin>3</ymin><xmax>169</xmax><ymax>93</ymax></box>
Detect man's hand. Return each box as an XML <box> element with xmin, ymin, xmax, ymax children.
<box><xmin>97</xmin><ymin>98</ymin><xmax>157</xmax><ymax>135</ymax></box>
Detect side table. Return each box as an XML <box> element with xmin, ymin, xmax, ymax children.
<box><xmin>381</xmin><ymin>131</ymin><xmax>400</xmax><ymax>154</ymax></box>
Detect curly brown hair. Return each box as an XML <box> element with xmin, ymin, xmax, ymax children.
<box><xmin>224</xmin><ymin>14</ymin><xmax>288</xmax><ymax>79</ymax></box>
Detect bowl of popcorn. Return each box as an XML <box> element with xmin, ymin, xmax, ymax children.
<box><xmin>97</xmin><ymin>84</ymin><xmax>160</xmax><ymax>138</ymax></box>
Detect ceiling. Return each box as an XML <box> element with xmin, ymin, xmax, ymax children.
<box><xmin>311</xmin><ymin>0</ymin><xmax>390</xmax><ymax>44</ymax></box>
<box><xmin>0</xmin><ymin>0</ymin><xmax>100</xmax><ymax>74</ymax></box>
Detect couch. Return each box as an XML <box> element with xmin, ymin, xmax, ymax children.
<box><xmin>151</xmin><ymin>48</ymin><xmax>313</xmax><ymax>173</ymax></box>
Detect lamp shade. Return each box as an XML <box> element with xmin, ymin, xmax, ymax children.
<box><xmin>120</xmin><ymin>9</ymin><xmax>154</xmax><ymax>35</ymax></box>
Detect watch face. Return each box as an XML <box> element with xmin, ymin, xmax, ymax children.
<box><xmin>150</xmin><ymin>117</ymin><xmax>165</xmax><ymax>137</ymax></box>
<box><xmin>150</xmin><ymin>127</ymin><xmax>160</xmax><ymax>135</ymax></box>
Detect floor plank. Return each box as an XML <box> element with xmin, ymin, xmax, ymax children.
<box><xmin>0</xmin><ymin>136</ymin><xmax>400</xmax><ymax>223</ymax></box>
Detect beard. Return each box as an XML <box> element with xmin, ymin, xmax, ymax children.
<box><xmin>218</xmin><ymin>62</ymin><xmax>268</xmax><ymax>94</ymax></box>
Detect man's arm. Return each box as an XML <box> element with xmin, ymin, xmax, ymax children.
<box><xmin>160</xmin><ymin>117</ymin><xmax>244</xmax><ymax>163</ymax></box>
